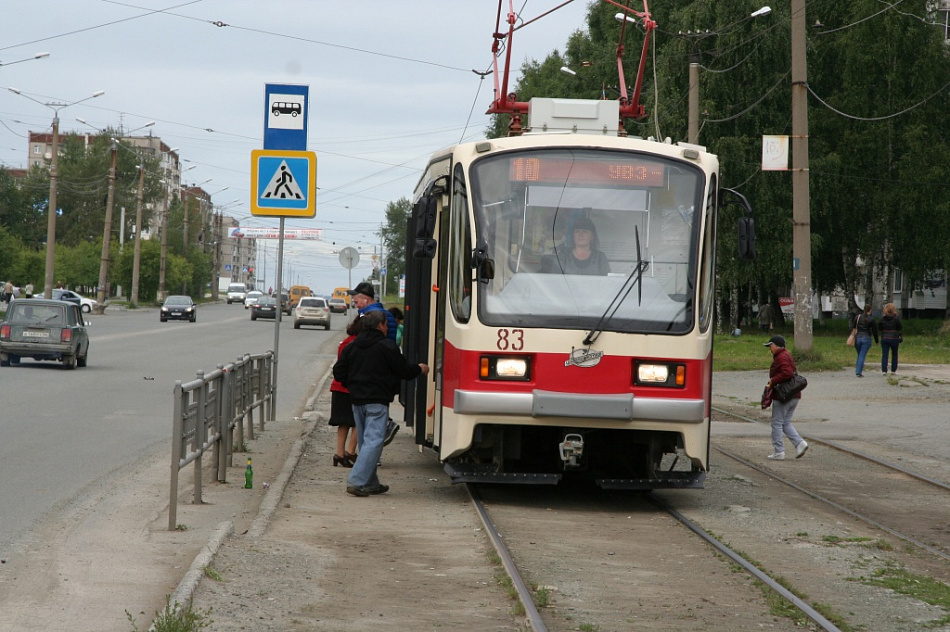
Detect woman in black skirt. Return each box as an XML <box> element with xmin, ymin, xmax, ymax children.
<box><xmin>329</xmin><ymin>315</ymin><xmax>363</xmax><ymax>466</ymax></box>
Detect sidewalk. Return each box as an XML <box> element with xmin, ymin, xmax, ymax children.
<box><xmin>180</xmin><ymin>364</ymin><xmax>950</xmax><ymax>629</ymax></box>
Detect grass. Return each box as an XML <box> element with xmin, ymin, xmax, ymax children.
<box><xmin>127</xmin><ymin>596</ymin><xmax>213</xmax><ymax>632</ymax></box>
<box><xmin>714</xmin><ymin>319</ymin><xmax>950</xmax><ymax>372</ymax></box>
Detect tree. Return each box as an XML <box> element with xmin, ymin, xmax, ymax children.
<box><xmin>379</xmin><ymin>197</ymin><xmax>411</xmax><ymax>288</ymax></box>
<box><xmin>486</xmin><ymin>0</ymin><xmax>950</xmax><ymax>320</ymax></box>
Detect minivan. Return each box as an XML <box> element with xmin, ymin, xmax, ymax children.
<box><xmin>226</xmin><ymin>283</ymin><xmax>248</xmax><ymax>304</ymax></box>
<box><xmin>288</xmin><ymin>285</ymin><xmax>311</xmax><ymax>310</ymax></box>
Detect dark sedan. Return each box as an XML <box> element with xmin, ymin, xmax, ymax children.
<box><xmin>0</xmin><ymin>299</ymin><xmax>90</xmax><ymax>369</ymax></box>
<box><xmin>160</xmin><ymin>295</ymin><xmax>197</xmax><ymax>322</ymax></box>
<box><xmin>251</xmin><ymin>296</ymin><xmax>278</xmax><ymax>320</ymax></box>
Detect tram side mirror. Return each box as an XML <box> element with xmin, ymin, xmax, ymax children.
<box><xmin>720</xmin><ymin>187</ymin><xmax>756</xmax><ymax>261</ymax></box>
<box><xmin>413</xmin><ymin>196</ymin><xmax>437</xmax><ymax>239</ymax></box>
<box><xmin>738</xmin><ymin>216</ymin><xmax>756</xmax><ymax>261</ymax></box>
<box><xmin>472</xmin><ymin>244</ymin><xmax>495</xmax><ymax>282</ymax></box>
<box><xmin>413</xmin><ymin>238</ymin><xmax>437</xmax><ymax>259</ymax></box>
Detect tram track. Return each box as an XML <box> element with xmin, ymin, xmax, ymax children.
<box><xmin>711</xmin><ymin>405</ymin><xmax>950</xmax><ymax>563</ymax></box>
<box><xmin>466</xmin><ymin>482</ymin><xmax>837</xmax><ymax>631</ymax></box>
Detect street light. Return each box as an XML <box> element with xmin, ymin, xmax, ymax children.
<box><xmin>683</xmin><ymin>5</ymin><xmax>771</xmax><ymax>144</ymax></box>
<box><xmin>8</xmin><ymin>87</ymin><xmax>104</xmax><ymax>298</ymax></box>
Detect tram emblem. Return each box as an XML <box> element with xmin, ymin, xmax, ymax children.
<box><xmin>565</xmin><ymin>347</ymin><xmax>603</xmax><ymax>368</ymax></box>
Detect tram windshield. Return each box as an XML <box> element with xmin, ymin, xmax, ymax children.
<box><xmin>470</xmin><ymin>148</ymin><xmax>706</xmax><ymax>334</ymax></box>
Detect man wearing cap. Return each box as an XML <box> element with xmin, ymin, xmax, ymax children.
<box><xmin>551</xmin><ymin>216</ymin><xmax>610</xmax><ymax>275</ymax></box>
<box><xmin>348</xmin><ymin>281</ymin><xmax>401</xmax><ymax>445</ymax></box>
<box><xmin>763</xmin><ymin>335</ymin><xmax>808</xmax><ymax>461</ymax></box>
<box><xmin>348</xmin><ymin>282</ymin><xmax>398</xmax><ymax>341</ymax></box>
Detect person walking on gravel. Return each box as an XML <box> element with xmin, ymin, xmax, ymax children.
<box><xmin>763</xmin><ymin>335</ymin><xmax>808</xmax><ymax>461</ymax></box>
<box><xmin>333</xmin><ymin>310</ymin><xmax>429</xmax><ymax>497</ymax></box>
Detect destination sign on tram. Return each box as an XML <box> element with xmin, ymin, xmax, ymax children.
<box><xmin>509</xmin><ymin>156</ymin><xmax>666</xmax><ymax>187</ymax></box>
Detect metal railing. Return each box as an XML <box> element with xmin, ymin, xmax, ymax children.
<box><xmin>168</xmin><ymin>351</ymin><xmax>275</xmax><ymax>530</ymax></box>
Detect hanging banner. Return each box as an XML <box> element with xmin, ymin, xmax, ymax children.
<box><xmin>229</xmin><ymin>227</ymin><xmax>323</xmax><ymax>240</ymax></box>
<box><xmin>761</xmin><ymin>135</ymin><xmax>789</xmax><ymax>171</ymax></box>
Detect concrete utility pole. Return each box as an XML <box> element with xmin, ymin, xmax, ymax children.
<box><xmin>130</xmin><ymin>162</ymin><xmax>145</xmax><ymax>306</ymax></box>
<box><xmin>96</xmin><ymin>141</ymin><xmax>118</xmax><ymax>305</ymax></box>
<box><xmin>791</xmin><ymin>0</ymin><xmax>814</xmax><ymax>351</ymax></box>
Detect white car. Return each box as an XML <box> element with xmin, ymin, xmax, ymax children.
<box><xmin>244</xmin><ymin>290</ymin><xmax>264</xmax><ymax>309</ymax></box>
<box><xmin>50</xmin><ymin>289</ymin><xmax>99</xmax><ymax>313</ymax></box>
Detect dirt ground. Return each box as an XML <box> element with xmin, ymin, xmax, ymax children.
<box><xmin>3</xmin><ymin>362</ymin><xmax>950</xmax><ymax>631</ymax></box>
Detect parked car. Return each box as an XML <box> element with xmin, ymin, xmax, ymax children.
<box><xmin>160</xmin><ymin>295</ymin><xmax>197</xmax><ymax>322</ymax></box>
<box><xmin>0</xmin><ymin>299</ymin><xmax>90</xmax><ymax>369</ymax></box>
<box><xmin>328</xmin><ymin>297</ymin><xmax>348</xmax><ymax>314</ymax></box>
<box><xmin>49</xmin><ymin>288</ymin><xmax>99</xmax><ymax>313</ymax></box>
<box><xmin>226</xmin><ymin>283</ymin><xmax>248</xmax><ymax>304</ymax></box>
<box><xmin>293</xmin><ymin>297</ymin><xmax>331</xmax><ymax>330</ymax></box>
<box><xmin>244</xmin><ymin>290</ymin><xmax>263</xmax><ymax>309</ymax></box>
<box><xmin>251</xmin><ymin>296</ymin><xmax>278</xmax><ymax>320</ymax></box>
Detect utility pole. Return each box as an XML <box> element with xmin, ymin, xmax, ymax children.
<box><xmin>688</xmin><ymin>61</ymin><xmax>700</xmax><ymax>144</ymax></box>
<box><xmin>790</xmin><ymin>0</ymin><xmax>814</xmax><ymax>351</ymax></box>
<box><xmin>130</xmin><ymin>161</ymin><xmax>145</xmax><ymax>306</ymax></box>
<box><xmin>96</xmin><ymin>140</ymin><xmax>118</xmax><ymax>305</ymax></box>
<box><xmin>158</xmin><ymin>170</ymin><xmax>169</xmax><ymax>301</ymax></box>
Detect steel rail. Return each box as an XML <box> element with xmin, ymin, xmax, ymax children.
<box><xmin>466</xmin><ymin>483</ymin><xmax>548</xmax><ymax>632</ymax></box>
<box><xmin>712</xmin><ymin>405</ymin><xmax>950</xmax><ymax>492</ymax></box>
<box><xmin>649</xmin><ymin>494</ymin><xmax>842</xmax><ymax>632</ymax></box>
<box><xmin>713</xmin><ymin>444</ymin><xmax>950</xmax><ymax>563</ymax></box>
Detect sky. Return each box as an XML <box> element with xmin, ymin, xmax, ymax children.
<box><xmin>0</xmin><ymin>0</ymin><xmax>594</xmax><ymax>296</ymax></box>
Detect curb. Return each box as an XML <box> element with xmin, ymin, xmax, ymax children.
<box><xmin>160</xmin><ymin>365</ymin><xmax>336</xmax><ymax>620</ymax></box>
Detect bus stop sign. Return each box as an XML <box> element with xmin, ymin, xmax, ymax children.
<box><xmin>264</xmin><ymin>83</ymin><xmax>309</xmax><ymax>150</ymax></box>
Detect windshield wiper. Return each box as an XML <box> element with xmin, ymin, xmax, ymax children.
<box><xmin>583</xmin><ymin>225</ymin><xmax>646</xmax><ymax>346</ymax></box>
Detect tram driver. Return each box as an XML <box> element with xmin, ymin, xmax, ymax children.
<box><xmin>543</xmin><ymin>216</ymin><xmax>610</xmax><ymax>276</ymax></box>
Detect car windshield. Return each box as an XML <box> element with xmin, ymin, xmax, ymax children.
<box><xmin>258</xmin><ymin>297</ymin><xmax>276</xmax><ymax>306</ymax></box>
<box><xmin>165</xmin><ymin>296</ymin><xmax>192</xmax><ymax>306</ymax></box>
<box><xmin>299</xmin><ymin>298</ymin><xmax>323</xmax><ymax>308</ymax></box>
<box><xmin>469</xmin><ymin>148</ymin><xmax>705</xmax><ymax>334</ymax></box>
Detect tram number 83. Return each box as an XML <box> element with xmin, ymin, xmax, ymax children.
<box><xmin>496</xmin><ymin>328</ymin><xmax>525</xmax><ymax>351</ymax></box>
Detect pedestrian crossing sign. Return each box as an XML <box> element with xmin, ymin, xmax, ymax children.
<box><xmin>250</xmin><ymin>149</ymin><xmax>317</xmax><ymax>217</ymax></box>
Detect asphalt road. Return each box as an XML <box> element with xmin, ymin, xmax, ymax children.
<box><xmin>0</xmin><ymin>300</ymin><xmax>348</xmax><ymax>560</ymax></box>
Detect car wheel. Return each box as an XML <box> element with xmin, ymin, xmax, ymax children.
<box><xmin>0</xmin><ymin>354</ymin><xmax>9</xmax><ymax>367</ymax></box>
<box><xmin>160</xmin><ymin>316</ymin><xmax>167</xmax><ymax>322</ymax></box>
<box><xmin>190</xmin><ymin>314</ymin><xmax>196</xmax><ymax>322</ymax></box>
<box><xmin>251</xmin><ymin>314</ymin><xmax>257</xmax><ymax>321</ymax></box>
<box><xmin>62</xmin><ymin>354</ymin><xmax>77</xmax><ymax>370</ymax></box>
<box><xmin>77</xmin><ymin>347</ymin><xmax>88</xmax><ymax>368</ymax></box>
<box><xmin>325</xmin><ymin>323</ymin><xmax>330</xmax><ymax>330</ymax></box>
<box><xmin>294</xmin><ymin>322</ymin><xmax>300</xmax><ymax>329</ymax></box>
<box><xmin>9</xmin><ymin>354</ymin><xmax>20</xmax><ymax>365</ymax></box>
<box><xmin>81</xmin><ymin>304</ymin><xmax>91</xmax><ymax>313</ymax></box>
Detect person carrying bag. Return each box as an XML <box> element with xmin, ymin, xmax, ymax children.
<box><xmin>763</xmin><ymin>335</ymin><xmax>808</xmax><ymax>460</ymax></box>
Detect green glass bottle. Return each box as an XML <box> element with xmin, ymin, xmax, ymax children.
<box><xmin>244</xmin><ymin>457</ymin><xmax>253</xmax><ymax>489</ymax></box>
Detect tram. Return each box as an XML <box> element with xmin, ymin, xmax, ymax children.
<box><xmin>400</xmin><ymin>1</ymin><xmax>755</xmax><ymax>489</ymax></box>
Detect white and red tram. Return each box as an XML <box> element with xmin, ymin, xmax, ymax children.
<box><xmin>400</xmin><ymin>2</ymin><xmax>755</xmax><ymax>489</ymax></box>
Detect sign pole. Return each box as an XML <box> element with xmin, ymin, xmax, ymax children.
<box><xmin>271</xmin><ymin>217</ymin><xmax>285</xmax><ymax>421</ymax></box>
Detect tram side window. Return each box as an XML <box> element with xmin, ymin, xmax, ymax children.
<box><xmin>448</xmin><ymin>164</ymin><xmax>472</xmax><ymax>323</ymax></box>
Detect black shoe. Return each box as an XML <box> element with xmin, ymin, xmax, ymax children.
<box><xmin>383</xmin><ymin>420</ymin><xmax>400</xmax><ymax>446</ymax></box>
<box><xmin>365</xmin><ymin>484</ymin><xmax>389</xmax><ymax>495</ymax></box>
<box><xmin>346</xmin><ymin>485</ymin><xmax>369</xmax><ymax>497</ymax></box>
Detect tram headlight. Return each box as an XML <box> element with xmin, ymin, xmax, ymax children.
<box><xmin>480</xmin><ymin>355</ymin><xmax>531</xmax><ymax>381</ymax></box>
<box><xmin>634</xmin><ymin>362</ymin><xmax>686</xmax><ymax>387</ymax></box>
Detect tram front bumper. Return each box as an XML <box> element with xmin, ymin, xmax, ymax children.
<box><xmin>453</xmin><ymin>389</ymin><xmax>706</xmax><ymax>423</ymax></box>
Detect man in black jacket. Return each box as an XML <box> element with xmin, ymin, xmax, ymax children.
<box><xmin>332</xmin><ymin>310</ymin><xmax>429</xmax><ymax>496</ymax></box>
